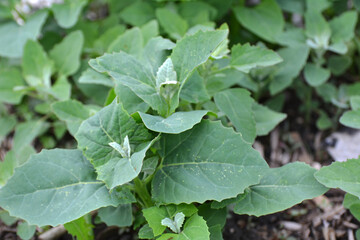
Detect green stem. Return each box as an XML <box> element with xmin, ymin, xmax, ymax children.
<box><xmin>134</xmin><ymin>177</ymin><xmax>153</xmax><ymax>208</ymax></box>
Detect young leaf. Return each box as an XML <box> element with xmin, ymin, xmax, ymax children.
<box><xmin>51</xmin><ymin>0</ymin><xmax>87</xmax><ymax>28</ymax></box>
<box><xmin>315</xmin><ymin>158</ymin><xmax>360</xmax><ymax>198</ymax></box>
<box><xmin>0</xmin><ymin>11</ymin><xmax>48</xmax><ymax>58</ymax></box>
<box><xmin>157</xmin><ymin>214</ymin><xmax>210</xmax><ymax>240</ymax></box>
<box><xmin>214</xmin><ymin>88</ymin><xmax>256</xmax><ymax>143</ymax></box>
<box><xmin>339</xmin><ymin>110</ymin><xmax>360</xmax><ymax>129</ymax></box>
<box><xmin>304</xmin><ymin>63</ymin><xmax>331</xmax><ymax>87</ymax></box>
<box><xmin>253</xmin><ymin>103</ymin><xmax>287</xmax><ymax>136</ymax></box>
<box><xmin>75</xmin><ymin>101</ymin><xmax>153</xmax><ymax>189</ymax></box>
<box><xmin>64</xmin><ymin>215</ymin><xmax>94</xmax><ymax>240</ymax></box>
<box><xmin>22</xmin><ymin>40</ymin><xmax>53</xmax><ymax>88</ymax></box>
<box><xmin>233</xmin><ymin>162</ymin><xmax>328</xmax><ymax>216</ymax></box>
<box><xmin>152</xmin><ymin>120</ymin><xmax>268</xmax><ymax>204</ymax></box>
<box><xmin>156</xmin><ymin>8</ymin><xmax>188</xmax><ymax>40</ymax></box>
<box><xmin>171</xmin><ymin>29</ymin><xmax>228</xmax><ymax>84</ymax></box>
<box><xmin>0</xmin><ymin>68</ymin><xmax>25</xmax><ymax>104</ymax></box>
<box><xmin>49</xmin><ymin>30</ymin><xmax>84</xmax><ymax>77</ymax></box>
<box><xmin>0</xmin><ymin>149</ymin><xmax>127</xmax><ymax>227</ymax></box>
<box><xmin>234</xmin><ymin>0</ymin><xmax>284</xmax><ymax>43</ymax></box>
<box><xmin>98</xmin><ymin>204</ymin><xmax>133</xmax><ymax>227</ymax></box>
<box><xmin>139</xmin><ymin>111</ymin><xmax>207</xmax><ymax>134</ymax></box>
<box><xmin>161</xmin><ymin>212</ymin><xmax>185</xmax><ymax>233</ymax></box>
<box><xmin>230</xmin><ymin>44</ymin><xmax>282</xmax><ymax>73</ymax></box>
<box><xmin>305</xmin><ymin>10</ymin><xmax>331</xmax><ymax>49</ymax></box>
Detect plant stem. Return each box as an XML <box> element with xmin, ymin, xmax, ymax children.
<box><xmin>134</xmin><ymin>177</ymin><xmax>153</xmax><ymax>208</ymax></box>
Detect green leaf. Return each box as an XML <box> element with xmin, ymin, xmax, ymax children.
<box><xmin>52</xmin><ymin>0</ymin><xmax>87</xmax><ymax>28</ymax></box>
<box><xmin>350</xmin><ymin>96</ymin><xmax>360</xmax><ymax>111</ymax></box>
<box><xmin>0</xmin><ymin>210</ymin><xmax>17</xmax><ymax>226</ymax></box>
<box><xmin>0</xmin><ymin>68</ymin><xmax>25</xmax><ymax>104</ymax></box>
<box><xmin>329</xmin><ymin>11</ymin><xmax>357</xmax><ymax>43</ymax></box>
<box><xmin>156</xmin><ymin>8</ymin><xmax>188</xmax><ymax>40</ymax></box>
<box><xmin>270</xmin><ymin>46</ymin><xmax>310</xmax><ymax>95</ymax></box>
<box><xmin>0</xmin><ymin>146</ymin><xmax>35</xmax><ymax>186</ymax></box>
<box><xmin>139</xmin><ymin>224</ymin><xmax>154</xmax><ymax>239</ymax></box>
<box><xmin>230</xmin><ymin>44</ymin><xmax>282</xmax><ymax>73</ymax></box>
<box><xmin>64</xmin><ymin>215</ymin><xmax>94</xmax><ymax>240</ymax></box>
<box><xmin>49</xmin><ymin>76</ymin><xmax>71</xmax><ymax>101</ymax></box>
<box><xmin>253</xmin><ymin>103</ymin><xmax>286</xmax><ymax>136</ymax></box>
<box><xmin>343</xmin><ymin>193</ymin><xmax>360</xmax><ymax>221</ymax></box>
<box><xmin>171</xmin><ymin>29</ymin><xmax>228</xmax><ymax>84</ymax></box>
<box><xmin>316</xmin><ymin>111</ymin><xmax>332</xmax><ymax>130</ymax></box>
<box><xmin>0</xmin><ymin>149</ymin><xmax>126</xmax><ymax>227</ymax></box>
<box><xmin>157</xmin><ymin>214</ymin><xmax>210</xmax><ymax>240</ymax></box>
<box><xmin>0</xmin><ymin>11</ymin><xmax>48</xmax><ymax>58</ymax></box>
<box><xmin>306</xmin><ymin>0</ymin><xmax>330</xmax><ymax>12</ymax></box>
<box><xmin>305</xmin><ymin>10</ymin><xmax>331</xmax><ymax>49</ymax></box>
<box><xmin>52</xmin><ymin>99</ymin><xmax>94</xmax><ymax>136</ymax></box>
<box><xmin>75</xmin><ymin>101</ymin><xmax>153</xmax><ymax>189</ymax></box>
<box><xmin>214</xmin><ymin>88</ymin><xmax>256</xmax><ymax>143</ymax></box>
<box><xmin>180</xmin><ymin>70</ymin><xmax>210</xmax><ymax>103</ymax></box>
<box><xmin>276</xmin><ymin>28</ymin><xmax>307</xmax><ymax>47</ymax></box>
<box><xmin>89</xmin><ymin>52</ymin><xmax>169</xmax><ymax>116</ymax></box>
<box><xmin>17</xmin><ymin>221</ymin><xmax>36</xmax><ymax>240</ymax></box>
<box><xmin>13</xmin><ymin>120</ymin><xmax>49</xmax><ymax>151</ymax></box>
<box><xmin>233</xmin><ymin>162</ymin><xmax>328</xmax><ymax>217</ymax></box>
<box><xmin>304</xmin><ymin>63</ymin><xmax>331</xmax><ymax>87</ymax></box>
<box><xmin>143</xmin><ymin>204</ymin><xmax>198</xmax><ymax>236</ymax></box>
<box><xmin>94</xmin><ymin>25</ymin><xmax>126</xmax><ymax>53</ymax></box>
<box><xmin>139</xmin><ymin>111</ymin><xmax>207</xmax><ymax>134</ymax></box>
<box><xmin>328</xmin><ymin>55</ymin><xmax>352</xmax><ymax>76</ymax></box>
<box><xmin>79</xmin><ymin>68</ymin><xmax>114</xmax><ymax>87</ymax></box>
<box><xmin>198</xmin><ymin>203</ymin><xmax>227</xmax><ymax>240</ymax></box>
<box><xmin>234</xmin><ymin>0</ymin><xmax>284</xmax><ymax>43</ymax></box>
<box><xmin>22</xmin><ymin>40</ymin><xmax>53</xmax><ymax>88</ymax></box>
<box><xmin>49</xmin><ymin>30</ymin><xmax>84</xmax><ymax>76</ymax></box>
<box><xmin>120</xmin><ymin>1</ymin><xmax>155</xmax><ymax>26</ymax></box>
<box><xmin>152</xmin><ymin>120</ymin><xmax>268</xmax><ymax>204</ymax></box>
<box><xmin>98</xmin><ymin>204</ymin><xmax>132</xmax><ymax>227</ymax></box>
<box><xmin>315</xmin><ymin>158</ymin><xmax>360</xmax><ymax>198</ymax></box>
<box><xmin>140</xmin><ymin>20</ymin><xmax>159</xmax><ymax>45</ymax></box>
<box><xmin>108</xmin><ymin>27</ymin><xmax>143</xmax><ymax>55</ymax></box>
<box><xmin>0</xmin><ymin>115</ymin><xmax>16</xmax><ymax>143</ymax></box>
<box><xmin>340</xmin><ymin>110</ymin><xmax>360</xmax><ymax>129</ymax></box>
<box><xmin>115</xmin><ymin>84</ymin><xmax>149</xmax><ymax>114</ymax></box>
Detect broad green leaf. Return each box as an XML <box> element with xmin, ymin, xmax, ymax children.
<box><xmin>234</xmin><ymin>0</ymin><xmax>284</xmax><ymax>43</ymax></box>
<box><xmin>253</xmin><ymin>103</ymin><xmax>286</xmax><ymax>136</ymax></box>
<box><xmin>22</xmin><ymin>40</ymin><xmax>53</xmax><ymax>88</ymax></box>
<box><xmin>0</xmin><ymin>68</ymin><xmax>25</xmax><ymax>104</ymax></box>
<box><xmin>328</xmin><ymin>55</ymin><xmax>352</xmax><ymax>76</ymax></box>
<box><xmin>17</xmin><ymin>221</ymin><xmax>36</xmax><ymax>240</ymax></box>
<box><xmin>179</xmin><ymin>2</ymin><xmax>217</xmax><ymax>26</ymax></box>
<box><xmin>152</xmin><ymin>120</ymin><xmax>268</xmax><ymax>204</ymax></box>
<box><xmin>143</xmin><ymin>204</ymin><xmax>198</xmax><ymax>236</ymax></box>
<box><xmin>79</xmin><ymin>68</ymin><xmax>114</xmax><ymax>87</ymax></box>
<box><xmin>64</xmin><ymin>215</ymin><xmax>94</xmax><ymax>240</ymax></box>
<box><xmin>234</xmin><ymin>162</ymin><xmax>328</xmax><ymax>216</ymax></box>
<box><xmin>180</xmin><ymin>70</ymin><xmax>210</xmax><ymax>103</ymax></box>
<box><xmin>75</xmin><ymin>101</ymin><xmax>152</xmax><ymax>189</ymax></box>
<box><xmin>276</xmin><ymin>0</ymin><xmax>305</xmax><ymax>13</ymax></box>
<box><xmin>0</xmin><ymin>210</ymin><xmax>17</xmax><ymax>226</ymax></box>
<box><xmin>230</xmin><ymin>44</ymin><xmax>282</xmax><ymax>73</ymax></box>
<box><xmin>139</xmin><ymin>111</ymin><xmax>207</xmax><ymax>134</ymax></box>
<box><xmin>48</xmin><ymin>76</ymin><xmax>71</xmax><ymax>101</ymax></box>
<box><xmin>0</xmin><ymin>146</ymin><xmax>35</xmax><ymax>186</ymax></box>
<box><xmin>49</xmin><ymin>30</ymin><xmax>84</xmax><ymax>76</ymax></box>
<box><xmin>108</xmin><ymin>27</ymin><xmax>143</xmax><ymax>55</ymax></box>
<box><xmin>156</xmin><ymin>8</ymin><xmax>188</xmax><ymax>40</ymax></box>
<box><xmin>94</xmin><ymin>25</ymin><xmax>126</xmax><ymax>53</ymax></box>
<box><xmin>270</xmin><ymin>46</ymin><xmax>310</xmax><ymax>95</ymax></box>
<box><xmin>340</xmin><ymin>110</ymin><xmax>360</xmax><ymax>129</ymax></box>
<box><xmin>198</xmin><ymin>203</ymin><xmax>227</xmax><ymax>240</ymax></box>
<box><xmin>120</xmin><ymin>1</ymin><xmax>155</xmax><ymax>26</ymax></box>
<box><xmin>214</xmin><ymin>88</ymin><xmax>256</xmax><ymax>143</ymax></box>
<box><xmin>206</xmin><ymin>68</ymin><xmax>258</xmax><ymax>97</ymax></box>
<box><xmin>13</xmin><ymin>120</ymin><xmax>49</xmax><ymax>151</ymax></box>
<box><xmin>52</xmin><ymin>0</ymin><xmax>87</xmax><ymax>28</ymax></box>
<box><xmin>115</xmin><ymin>84</ymin><xmax>149</xmax><ymax>114</ymax></box>
<box><xmin>139</xmin><ymin>224</ymin><xmax>154</xmax><ymax>239</ymax></box>
<box><xmin>171</xmin><ymin>29</ymin><xmax>228</xmax><ymax>84</ymax></box>
<box><xmin>157</xmin><ymin>214</ymin><xmax>210</xmax><ymax>240</ymax></box>
<box><xmin>329</xmin><ymin>11</ymin><xmax>357</xmax><ymax>43</ymax></box>
<box><xmin>316</xmin><ymin>111</ymin><xmax>332</xmax><ymax>130</ymax></box>
<box><xmin>350</xmin><ymin>96</ymin><xmax>360</xmax><ymax>111</ymax></box>
<box><xmin>304</xmin><ymin>63</ymin><xmax>330</xmax><ymax>87</ymax></box>
<box><xmin>140</xmin><ymin>20</ymin><xmax>159</xmax><ymax>44</ymax></box>
<box><xmin>0</xmin><ymin>149</ymin><xmax>126</xmax><ymax>227</ymax></box>
<box><xmin>315</xmin><ymin>158</ymin><xmax>360</xmax><ymax>198</ymax></box>
<box><xmin>98</xmin><ymin>204</ymin><xmax>132</xmax><ymax>227</ymax></box>
<box><xmin>52</xmin><ymin>99</ymin><xmax>94</xmax><ymax>136</ymax></box>
<box><xmin>276</xmin><ymin>28</ymin><xmax>307</xmax><ymax>47</ymax></box>
<box><xmin>306</xmin><ymin>0</ymin><xmax>330</xmax><ymax>12</ymax></box>
<box><xmin>343</xmin><ymin>194</ymin><xmax>360</xmax><ymax>221</ymax></box>
<box><xmin>0</xmin><ymin>115</ymin><xmax>16</xmax><ymax>142</ymax></box>
<box><xmin>305</xmin><ymin>10</ymin><xmax>331</xmax><ymax>49</ymax></box>
<box><xmin>89</xmin><ymin>52</ymin><xmax>169</xmax><ymax>116</ymax></box>
<box><xmin>0</xmin><ymin>11</ymin><xmax>48</xmax><ymax>58</ymax></box>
